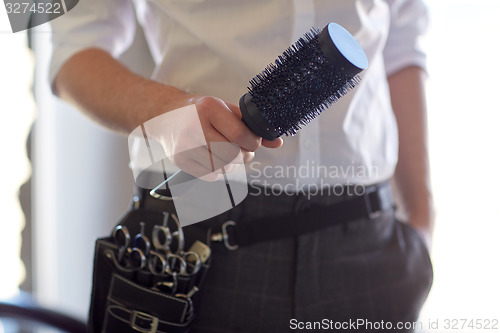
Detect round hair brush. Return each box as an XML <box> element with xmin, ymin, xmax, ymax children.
<box><xmin>239</xmin><ymin>22</ymin><xmax>368</xmax><ymax>140</ymax></box>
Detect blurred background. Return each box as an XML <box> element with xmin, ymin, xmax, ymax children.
<box><xmin>1</xmin><ymin>0</ymin><xmax>499</xmax><ymax>332</ymax></box>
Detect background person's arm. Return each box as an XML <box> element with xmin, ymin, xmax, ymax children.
<box><xmin>389</xmin><ymin>66</ymin><xmax>434</xmax><ymax>248</ymax></box>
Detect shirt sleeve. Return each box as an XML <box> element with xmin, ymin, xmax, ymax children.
<box><xmin>383</xmin><ymin>0</ymin><xmax>429</xmax><ymax>76</ymax></box>
<box><xmin>49</xmin><ymin>0</ymin><xmax>136</xmax><ymax>87</ymax></box>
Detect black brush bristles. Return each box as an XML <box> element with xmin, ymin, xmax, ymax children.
<box><xmin>247</xmin><ymin>28</ymin><xmax>361</xmax><ymax>136</ymax></box>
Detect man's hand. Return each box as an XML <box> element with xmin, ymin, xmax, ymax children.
<box><xmin>409</xmin><ymin>215</ymin><xmax>434</xmax><ymax>251</ymax></box>
<box><xmin>146</xmin><ymin>96</ymin><xmax>283</xmax><ymax>180</ymax></box>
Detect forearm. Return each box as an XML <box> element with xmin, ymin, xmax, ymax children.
<box><xmin>389</xmin><ymin>66</ymin><xmax>434</xmax><ymax>238</ymax></box>
<box><xmin>53</xmin><ymin>48</ymin><xmax>194</xmax><ymax>133</ymax></box>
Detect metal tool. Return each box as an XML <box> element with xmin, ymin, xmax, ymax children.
<box><xmin>149</xmin><ymin>212</ymin><xmax>191</xmax><ymax>276</ymax></box>
<box><xmin>134</xmin><ymin>222</ymin><xmax>151</xmax><ymax>255</ymax></box>
<box><xmin>152</xmin><ymin>213</ymin><xmax>173</xmax><ymax>253</ymax></box>
<box><xmin>152</xmin><ymin>274</ymin><xmax>178</xmax><ymax>294</ymax></box>
<box><xmin>187</xmin><ymin>240</ymin><xmax>211</xmax><ymax>264</ymax></box>
<box><xmin>112</xmin><ymin>224</ymin><xmax>147</xmax><ymax>271</ymax></box>
<box><xmin>164</xmin><ymin>254</ymin><xmax>188</xmax><ymax>276</ymax></box>
<box><xmin>181</xmin><ymin>251</ymin><xmax>202</xmax><ymax>276</ymax></box>
<box><xmin>166</xmin><ymin>213</ymin><xmax>185</xmax><ymax>254</ymax></box>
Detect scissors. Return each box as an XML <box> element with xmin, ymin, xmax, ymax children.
<box><xmin>152</xmin><ymin>213</ymin><xmax>173</xmax><ymax>253</ymax></box>
<box><xmin>148</xmin><ymin>213</ymin><xmax>187</xmax><ymax>275</ymax></box>
<box><xmin>134</xmin><ymin>222</ymin><xmax>151</xmax><ymax>255</ymax></box>
<box><xmin>181</xmin><ymin>251</ymin><xmax>202</xmax><ymax>276</ymax></box>
<box><xmin>112</xmin><ymin>223</ymin><xmax>148</xmax><ymax>271</ymax></box>
<box><xmin>166</xmin><ymin>213</ymin><xmax>202</xmax><ymax>274</ymax></box>
<box><xmin>149</xmin><ymin>213</ymin><xmax>202</xmax><ymax>275</ymax></box>
<box><xmin>152</xmin><ymin>213</ymin><xmax>185</xmax><ymax>254</ymax></box>
<box><xmin>162</xmin><ymin>213</ymin><xmax>202</xmax><ymax>275</ymax></box>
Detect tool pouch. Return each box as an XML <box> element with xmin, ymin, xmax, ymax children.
<box><xmin>88</xmin><ymin>208</ymin><xmax>211</xmax><ymax>333</ymax></box>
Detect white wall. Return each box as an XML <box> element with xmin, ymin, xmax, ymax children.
<box><xmin>0</xmin><ymin>10</ymin><xmax>34</xmax><ymax>299</ymax></box>
<box><xmin>32</xmin><ymin>24</ymin><xmax>153</xmax><ymax>319</ymax></box>
<box><xmin>418</xmin><ymin>0</ymin><xmax>500</xmax><ymax>327</ymax></box>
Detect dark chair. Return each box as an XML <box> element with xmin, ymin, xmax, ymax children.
<box><xmin>0</xmin><ymin>292</ymin><xmax>87</xmax><ymax>333</ymax></box>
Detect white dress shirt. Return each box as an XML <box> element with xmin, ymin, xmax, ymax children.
<box><xmin>50</xmin><ymin>0</ymin><xmax>428</xmax><ymax>190</ymax></box>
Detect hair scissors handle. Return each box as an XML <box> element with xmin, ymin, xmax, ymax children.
<box><xmin>134</xmin><ymin>222</ymin><xmax>151</xmax><ymax>255</ymax></box>
<box><xmin>152</xmin><ymin>213</ymin><xmax>173</xmax><ymax>253</ymax></box>
<box><xmin>112</xmin><ymin>224</ymin><xmax>147</xmax><ymax>271</ymax></box>
<box><xmin>112</xmin><ymin>225</ymin><xmax>131</xmax><ymax>263</ymax></box>
<box><xmin>169</xmin><ymin>214</ymin><xmax>185</xmax><ymax>254</ymax></box>
<box><xmin>153</xmin><ymin>213</ymin><xmax>185</xmax><ymax>254</ymax></box>
<box><xmin>165</xmin><ymin>254</ymin><xmax>188</xmax><ymax>276</ymax></box>
<box><xmin>148</xmin><ymin>250</ymin><xmax>168</xmax><ymax>275</ymax></box>
<box><xmin>182</xmin><ymin>251</ymin><xmax>202</xmax><ymax>276</ymax></box>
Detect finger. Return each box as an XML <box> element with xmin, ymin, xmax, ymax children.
<box><xmin>173</xmin><ymin>152</ymin><xmax>225</xmax><ymax>182</ymax></box>
<box><xmin>173</xmin><ymin>146</ymin><xmax>211</xmax><ymax>170</ymax></box>
<box><xmin>199</xmin><ymin>172</ymin><xmax>224</xmax><ymax>182</ymax></box>
<box><xmin>207</xmin><ymin>144</ymin><xmax>253</xmax><ymax>168</ymax></box>
<box><xmin>180</xmin><ymin>143</ymin><xmax>250</xmax><ymax>175</ymax></box>
<box><xmin>262</xmin><ymin>137</ymin><xmax>283</xmax><ymax>148</ymax></box>
<box><xmin>178</xmin><ymin>145</ymin><xmax>227</xmax><ymax>174</ymax></box>
<box><xmin>211</xmin><ymin>115</ymin><xmax>261</xmax><ymax>152</ymax></box>
<box><xmin>204</xmin><ymin>130</ymin><xmax>244</xmax><ymax>164</ymax></box>
<box><xmin>239</xmin><ymin>148</ymin><xmax>255</xmax><ymax>163</ymax></box>
<box><xmin>206</xmin><ymin>139</ymin><xmax>253</xmax><ymax>165</ymax></box>
<box><xmin>174</xmin><ymin>157</ymin><xmax>215</xmax><ymax>179</ymax></box>
<box><xmin>199</xmin><ymin>97</ymin><xmax>261</xmax><ymax>152</ymax></box>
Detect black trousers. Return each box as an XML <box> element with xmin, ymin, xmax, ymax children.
<box><xmin>185</xmin><ymin>188</ymin><xmax>433</xmax><ymax>333</ymax></box>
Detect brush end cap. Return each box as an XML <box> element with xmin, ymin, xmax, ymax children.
<box><xmin>320</xmin><ymin>22</ymin><xmax>368</xmax><ymax>77</ymax></box>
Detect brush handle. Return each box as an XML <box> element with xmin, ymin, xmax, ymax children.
<box><xmin>239</xmin><ymin>93</ymin><xmax>279</xmax><ymax>141</ymax></box>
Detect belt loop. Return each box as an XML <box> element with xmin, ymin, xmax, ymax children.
<box><xmin>230</xmin><ymin>185</ymin><xmax>247</xmax><ymax>226</ymax></box>
<box><xmin>293</xmin><ymin>190</ymin><xmax>310</xmax><ymax>213</ymax></box>
<box><xmin>364</xmin><ymin>185</ymin><xmax>382</xmax><ymax>219</ymax></box>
